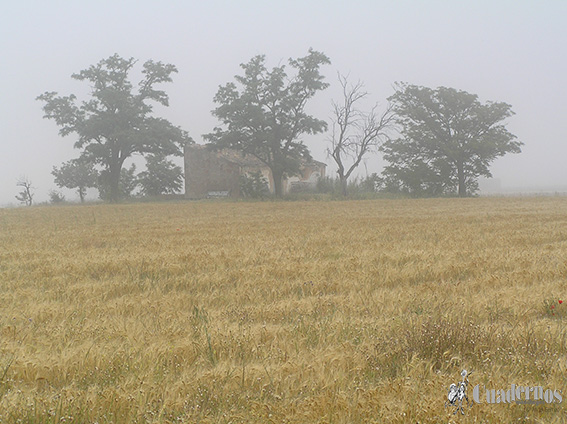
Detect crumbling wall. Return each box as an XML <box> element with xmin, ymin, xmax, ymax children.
<box><xmin>184</xmin><ymin>146</ymin><xmax>241</xmax><ymax>198</ymax></box>
<box><xmin>185</xmin><ymin>145</ymin><xmax>327</xmax><ymax>197</ymax></box>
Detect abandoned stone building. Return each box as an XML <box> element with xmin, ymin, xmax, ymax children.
<box><xmin>184</xmin><ymin>144</ymin><xmax>326</xmax><ymax>198</ymax></box>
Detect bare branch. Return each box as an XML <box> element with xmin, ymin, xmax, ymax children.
<box><xmin>15</xmin><ymin>177</ymin><xmax>34</xmax><ymax>206</ymax></box>
<box><xmin>328</xmin><ymin>74</ymin><xmax>394</xmax><ymax>196</ymax></box>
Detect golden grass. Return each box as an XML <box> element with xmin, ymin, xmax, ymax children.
<box><xmin>0</xmin><ymin>197</ymin><xmax>566</xmax><ymax>423</ymax></box>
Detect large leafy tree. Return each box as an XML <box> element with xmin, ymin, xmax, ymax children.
<box><xmin>381</xmin><ymin>84</ymin><xmax>522</xmax><ymax>197</ymax></box>
<box><xmin>204</xmin><ymin>49</ymin><xmax>330</xmax><ymax>197</ymax></box>
<box><xmin>38</xmin><ymin>54</ymin><xmax>189</xmax><ymax>202</ymax></box>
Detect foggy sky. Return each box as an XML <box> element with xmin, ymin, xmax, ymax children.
<box><xmin>1</xmin><ymin>0</ymin><xmax>566</xmax><ymax>205</ymax></box>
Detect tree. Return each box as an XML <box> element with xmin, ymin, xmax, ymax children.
<box><xmin>48</xmin><ymin>190</ymin><xmax>66</xmax><ymax>204</ymax></box>
<box><xmin>381</xmin><ymin>84</ymin><xmax>522</xmax><ymax>197</ymax></box>
<box><xmin>98</xmin><ymin>164</ymin><xmax>138</xmax><ymax>200</ymax></box>
<box><xmin>15</xmin><ymin>177</ymin><xmax>34</xmax><ymax>206</ymax></box>
<box><xmin>328</xmin><ymin>74</ymin><xmax>394</xmax><ymax>196</ymax></box>
<box><xmin>240</xmin><ymin>171</ymin><xmax>270</xmax><ymax>198</ymax></box>
<box><xmin>204</xmin><ymin>49</ymin><xmax>330</xmax><ymax>197</ymax></box>
<box><xmin>52</xmin><ymin>159</ymin><xmax>98</xmax><ymax>202</ymax></box>
<box><xmin>137</xmin><ymin>154</ymin><xmax>184</xmax><ymax>196</ymax></box>
<box><xmin>38</xmin><ymin>54</ymin><xmax>189</xmax><ymax>202</ymax></box>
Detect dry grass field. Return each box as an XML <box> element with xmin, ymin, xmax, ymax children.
<box><xmin>1</xmin><ymin>197</ymin><xmax>566</xmax><ymax>423</ymax></box>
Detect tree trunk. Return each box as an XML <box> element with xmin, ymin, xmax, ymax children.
<box><xmin>457</xmin><ymin>161</ymin><xmax>466</xmax><ymax>197</ymax></box>
<box><xmin>340</xmin><ymin>176</ymin><xmax>347</xmax><ymax>197</ymax></box>
<box><xmin>79</xmin><ymin>187</ymin><xmax>85</xmax><ymax>203</ymax></box>
<box><xmin>109</xmin><ymin>162</ymin><xmax>121</xmax><ymax>203</ymax></box>
<box><xmin>336</xmin><ymin>162</ymin><xmax>347</xmax><ymax>197</ymax></box>
<box><xmin>272</xmin><ymin>169</ymin><xmax>284</xmax><ymax>197</ymax></box>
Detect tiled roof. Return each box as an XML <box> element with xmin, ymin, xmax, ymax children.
<box><xmin>216</xmin><ymin>149</ymin><xmax>267</xmax><ymax>167</ymax></box>
<box><xmin>187</xmin><ymin>144</ymin><xmax>326</xmax><ymax>168</ymax></box>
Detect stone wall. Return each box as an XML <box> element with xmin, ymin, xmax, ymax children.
<box><xmin>185</xmin><ymin>144</ymin><xmax>327</xmax><ymax>197</ymax></box>
<box><xmin>184</xmin><ymin>146</ymin><xmax>241</xmax><ymax>198</ymax></box>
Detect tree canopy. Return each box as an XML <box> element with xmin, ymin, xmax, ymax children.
<box><xmin>52</xmin><ymin>159</ymin><xmax>98</xmax><ymax>202</ymax></box>
<box><xmin>204</xmin><ymin>49</ymin><xmax>330</xmax><ymax>196</ymax></box>
<box><xmin>137</xmin><ymin>155</ymin><xmax>184</xmax><ymax>196</ymax></box>
<box><xmin>38</xmin><ymin>54</ymin><xmax>189</xmax><ymax>202</ymax></box>
<box><xmin>380</xmin><ymin>84</ymin><xmax>522</xmax><ymax>197</ymax></box>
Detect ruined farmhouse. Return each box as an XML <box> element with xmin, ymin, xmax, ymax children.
<box><xmin>184</xmin><ymin>144</ymin><xmax>326</xmax><ymax>198</ymax></box>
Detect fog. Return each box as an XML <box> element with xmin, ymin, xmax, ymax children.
<box><xmin>1</xmin><ymin>0</ymin><xmax>566</xmax><ymax>205</ymax></box>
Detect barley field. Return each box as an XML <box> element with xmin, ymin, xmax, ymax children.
<box><xmin>0</xmin><ymin>197</ymin><xmax>566</xmax><ymax>423</ymax></box>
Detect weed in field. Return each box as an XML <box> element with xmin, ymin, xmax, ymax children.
<box><xmin>544</xmin><ymin>298</ymin><xmax>565</xmax><ymax>318</ymax></box>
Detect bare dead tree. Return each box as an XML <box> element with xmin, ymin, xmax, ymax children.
<box><xmin>16</xmin><ymin>177</ymin><xmax>34</xmax><ymax>206</ymax></box>
<box><xmin>328</xmin><ymin>74</ymin><xmax>394</xmax><ymax>196</ymax></box>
